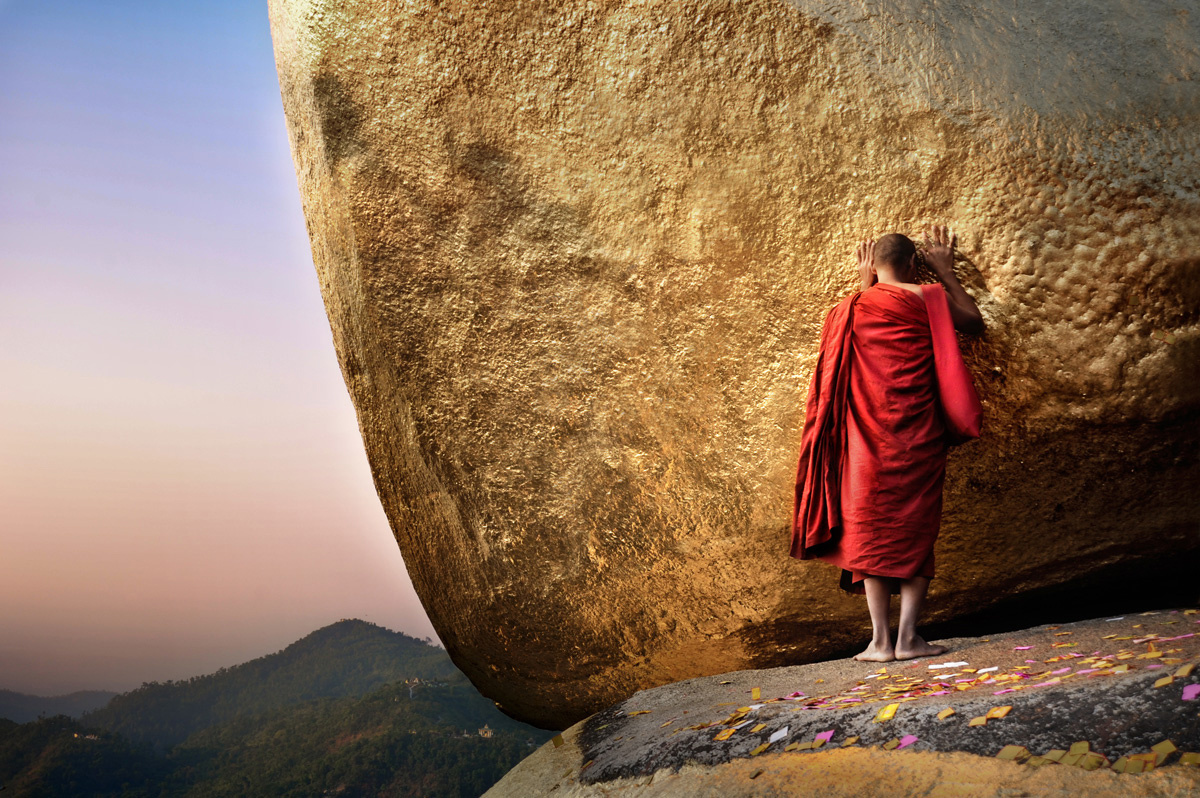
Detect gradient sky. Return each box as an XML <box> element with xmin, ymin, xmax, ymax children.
<box><xmin>0</xmin><ymin>0</ymin><xmax>440</xmax><ymax>695</ymax></box>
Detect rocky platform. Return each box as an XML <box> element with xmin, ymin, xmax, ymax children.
<box><xmin>486</xmin><ymin>608</ymin><xmax>1200</xmax><ymax>796</ymax></box>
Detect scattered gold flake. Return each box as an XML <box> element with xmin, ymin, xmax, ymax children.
<box><xmin>968</xmin><ymin>716</ymin><xmax>987</xmax><ymax>727</ymax></box>
<box><xmin>1154</xmin><ymin>675</ymin><xmax>1175</xmax><ymax>688</ymax></box>
<box><xmin>882</xmin><ymin>738</ymin><xmax>901</xmax><ymax>750</ymax></box>
<box><xmin>997</xmin><ymin>745</ymin><xmax>1029</xmax><ymax>761</ymax></box>
<box><xmin>1152</xmin><ymin>740</ymin><xmax>1177</xmax><ymax>760</ymax></box>
<box><xmin>750</xmin><ymin>743</ymin><xmax>770</xmax><ymax>756</ymax></box>
<box><xmin>937</xmin><ymin>708</ymin><xmax>956</xmax><ymax>720</ymax></box>
<box><xmin>1069</xmin><ymin>742</ymin><xmax>1091</xmax><ymax>756</ymax></box>
<box><xmin>986</xmin><ymin>705</ymin><xmax>1013</xmax><ymax>719</ymax></box>
<box><xmin>749</xmin><ymin>723</ymin><xmax>767</xmax><ymax>733</ymax></box>
<box><xmin>873</xmin><ymin>703</ymin><xmax>899</xmax><ymax>723</ymax></box>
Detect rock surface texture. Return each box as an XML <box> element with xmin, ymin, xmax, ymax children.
<box><xmin>486</xmin><ymin>610</ymin><xmax>1200</xmax><ymax>796</ymax></box>
<box><xmin>268</xmin><ymin>0</ymin><xmax>1200</xmax><ymax>727</ymax></box>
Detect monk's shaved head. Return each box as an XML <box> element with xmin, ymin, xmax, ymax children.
<box><xmin>875</xmin><ymin>233</ymin><xmax>916</xmax><ymax>268</ymax></box>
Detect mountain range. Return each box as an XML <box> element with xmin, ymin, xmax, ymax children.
<box><xmin>0</xmin><ymin>620</ymin><xmax>552</xmax><ymax>797</ymax></box>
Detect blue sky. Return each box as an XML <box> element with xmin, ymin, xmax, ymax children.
<box><xmin>0</xmin><ymin>0</ymin><xmax>439</xmax><ymax>694</ymax></box>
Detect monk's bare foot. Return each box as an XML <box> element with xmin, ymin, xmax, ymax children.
<box><xmin>894</xmin><ymin>635</ymin><xmax>948</xmax><ymax>660</ymax></box>
<box><xmin>853</xmin><ymin>641</ymin><xmax>895</xmax><ymax>662</ymax></box>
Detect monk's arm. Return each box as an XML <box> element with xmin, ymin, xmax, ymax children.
<box><xmin>923</xmin><ymin>225</ymin><xmax>984</xmax><ymax>335</ymax></box>
<box><xmin>937</xmin><ymin>270</ymin><xmax>984</xmax><ymax>334</ymax></box>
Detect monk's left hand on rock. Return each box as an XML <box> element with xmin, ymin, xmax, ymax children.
<box><xmin>856</xmin><ymin>238</ymin><xmax>877</xmax><ymax>291</ymax></box>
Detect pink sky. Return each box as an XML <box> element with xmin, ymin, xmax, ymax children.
<box><xmin>0</xmin><ymin>1</ymin><xmax>440</xmax><ymax>695</ymax></box>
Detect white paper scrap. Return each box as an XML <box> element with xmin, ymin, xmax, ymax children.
<box><xmin>769</xmin><ymin>727</ymin><xmax>789</xmax><ymax>744</ymax></box>
<box><xmin>977</xmin><ymin>666</ymin><xmax>999</xmax><ymax>673</ymax></box>
<box><xmin>928</xmin><ymin>661</ymin><xmax>970</xmax><ymax>670</ymax></box>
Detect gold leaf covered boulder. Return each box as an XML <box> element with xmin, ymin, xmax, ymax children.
<box><xmin>268</xmin><ymin>0</ymin><xmax>1200</xmax><ymax>728</ymax></box>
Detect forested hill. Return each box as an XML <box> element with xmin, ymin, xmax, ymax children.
<box><xmin>82</xmin><ymin>619</ymin><xmax>459</xmax><ymax>749</ymax></box>
<box><xmin>0</xmin><ymin>690</ymin><xmax>116</xmax><ymax>723</ymax></box>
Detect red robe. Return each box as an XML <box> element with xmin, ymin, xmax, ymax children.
<box><xmin>790</xmin><ymin>282</ymin><xmax>974</xmax><ymax>595</ymax></box>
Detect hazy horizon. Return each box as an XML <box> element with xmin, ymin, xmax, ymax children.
<box><xmin>0</xmin><ymin>1</ymin><xmax>442</xmax><ymax>695</ymax></box>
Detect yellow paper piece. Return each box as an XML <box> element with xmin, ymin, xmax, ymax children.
<box><xmin>750</xmin><ymin>743</ymin><xmax>770</xmax><ymax>756</ymax></box>
<box><xmin>812</xmin><ymin>737</ymin><xmax>826</xmax><ymax>748</ymax></box>
<box><xmin>1138</xmin><ymin>651</ymin><xmax>1164</xmax><ymax>659</ymax></box>
<box><xmin>1152</xmin><ymin>740</ymin><xmax>1177</xmax><ymax>758</ymax></box>
<box><xmin>986</xmin><ymin>705</ymin><xmax>1013</xmax><ymax>719</ymax></box>
<box><xmin>997</xmin><ymin>745</ymin><xmax>1029</xmax><ymax>761</ymax></box>
<box><xmin>1112</xmin><ymin>664</ymin><xmax>1130</xmax><ymax>673</ymax></box>
<box><xmin>1055</xmin><ymin>631</ymin><xmax>1073</xmax><ymax>636</ymax></box>
<box><xmin>737</xmin><ymin>706</ymin><xmax>752</xmax><ymax>713</ymax></box>
<box><xmin>1175</xmin><ymin>664</ymin><xmax>1196</xmax><ymax>678</ymax></box>
<box><xmin>1043</xmin><ymin>749</ymin><xmax>1066</xmax><ymax>762</ymax></box>
<box><xmin>1125</xmin><ymin>759</ymin><xmax>1145</xmax><ymax>773</ymax></box>
<box><xmin>1154</xmin><ymin>675</ymin><xmax>1174</xmax><ymax>688</ymax></box>
<box><xmin>873</xmin><ymin>703</ymin><xmax>899</xmax><ymax>723</ymax></box>
<box><xmin>1180</xmin><ymin>752</ymin><xmax>1200</xmax><ymax>766</ymax></box>
<box><xmin>1027</xmin><ymin>755</ymin><xmax>1051</xmax><ymax>767</ymax></box>
<box><xmin>842</xmin><ymin>736</ymin><xmax>860</xmax><ymax>747</ymax></box>
<box><xmin>1130</xmin><ymin>752</ymin><xmax>1158</xmax><ymax>771</ymax></box>
<box><xmin>968</xmin><ymin>716</ymin><xmax>987</xmax><ymax>727</ymax></box>
<box><xmin>937</xmin><ymin>708</ymin><xmax>956</xmax><ymax>720</ymax></box>
<box><xmin>784</xmin><ymin>742</ymin><xmax>800</xmax><ymax>752</ymax></box>
<box><xmin>713</xmin><ymin>728</ymin><xmax>737</xmax><ymax>741</ymax></box>
<box><xmin>1060</xmin><ymin>753</ymin><xmax>1084</xmax><ymax>767</ymax></box>
<box><xmin>719</xmin><ymin>680</ymin><xmax>733</xmax><ymax>685</ymax></box>
<box><xmin>751</xmin><ymin>687</ymin><xmax>761</xmax><ymax>700</ymax></box>
<box><xmin>1081</xmin><ymin>753</ymin><xmax>1109</xmax><ymax>770</ymax></box>
<box><xmin>1111</xmin><ymin>756</ymin><xmax>1128</xmax><ymax>773</ymax></box>
<box><xmin>661</xmin><ymin>719</ymin><xmax>675</xmax><ymax>727</ymax></box>
<box><xmin>795</xmin><ymin>741</ymin><xmax>814</xmax><ymax>750</ymax></box>
<box><xmin>1069</xmin><ymin>741</ymin><xmax>1090</xmax><ymax>755</ymax></box>
<box><xmin>882</xmin><ymin>738</ymin><xmax>901</xmax><ymax>750</ymax></box>
<box><xmin>750</xmin><ymin>723</ymin><xmax>767</xmax><ymax>733</ymax></box>
<box><xmin>1185</xmin><ymin>609</ymin><xmax>1198</xmax><ymax>615</ymax></box>
<box><xmin>552</xmin><ymin>734</ymin><xmax>565</xmax><ymax>748</ymax></box>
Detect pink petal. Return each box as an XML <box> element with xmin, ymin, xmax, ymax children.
<box><xmin>897</xmin><ymin>734</ymin><xmax>918</xmax><ymax>749</ymax></box>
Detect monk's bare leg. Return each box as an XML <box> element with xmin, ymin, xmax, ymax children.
<box><xmin>894</xmin><ymin>576</ymin><xmax>948</xmax><ymax>659</ymax></box>
<box><xmin>853</xmin><ymin>576</ymin><xmax>895</xmax><ymax>661</ymax></box>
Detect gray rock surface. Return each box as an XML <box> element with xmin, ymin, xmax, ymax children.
<box><xmin>487</xmin><ymin>609</ymin><xmax>1200</xmax><ymax>795</ymax></box>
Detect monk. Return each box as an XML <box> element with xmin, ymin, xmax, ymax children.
<box><xmin>790</xmin><ymin>225</ymin><xmax>984</xmax><ymax>662</ymax></box>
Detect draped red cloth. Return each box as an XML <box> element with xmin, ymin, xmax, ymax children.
<box><xmin>790</xmin><ymin>282</ymin><xmax>968</xmax><ymax>595</ymax></box>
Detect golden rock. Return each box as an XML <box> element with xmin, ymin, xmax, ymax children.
<box><xmin>268</xmin><ymin>0</ymin><xmax>1200</xmax><ymax>728</ymax></box>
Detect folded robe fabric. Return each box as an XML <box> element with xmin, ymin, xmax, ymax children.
<box><xmin>791</xmin><ymin>283</ymin><xmax>980</xmax><ymax>595</ymax></box>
